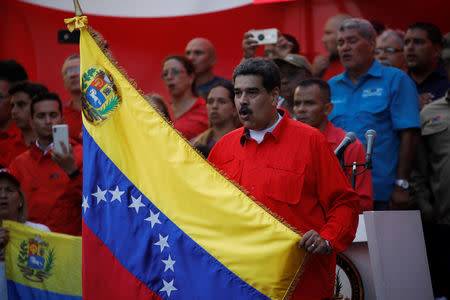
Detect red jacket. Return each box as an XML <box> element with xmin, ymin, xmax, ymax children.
<box><xmin>9</xmin><ymin>141</ymin><xmax>83</xmax><ymax>235</ymax></box>
<box><xmin>324</xmin><ymin>121</ymin><xmax>373</xmax><ymax>212</ymax></box>
<box><xmin>173</xmin><ymin>97</ymin><xmax>208</xmax><ymax>140</ymax></box>
<box><xmin>0</xmin><ymin>132</ymin><xmax>29</xmax><ymax>167</ymax></box>
<box><xmin>208</xmin><ymin>114</ymin><xmax>359</xmax><ymax>300</ymax></box>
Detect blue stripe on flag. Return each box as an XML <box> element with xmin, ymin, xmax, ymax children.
<box><xmin>7</xmin><ymin>281</ymin><xmax>82</xmax><ymax>300</ymax></box>
<box><xmin>82</xmin><ymin>128</ymin><xmax>269</xmax><ymax>300</ymax></box>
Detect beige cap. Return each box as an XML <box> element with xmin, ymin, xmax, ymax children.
<box><xmin>273</xmin><ymin>54</ymin><xmax>312</xmax><ymax>74</ymax></box>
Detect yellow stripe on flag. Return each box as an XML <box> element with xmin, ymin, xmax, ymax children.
<box><xmin>79</xmin><ymin>25</ymin><xmax>305</xmax><ymax>299</ymax></box>
<box><xmin>3</xmin><ymin>220</ymin><xmax>82</xmax><ymax>296</ymax></box>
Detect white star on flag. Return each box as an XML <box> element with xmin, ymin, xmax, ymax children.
<box><xmin>128</xmin><ymin>195</ymin><xmax>145</xmax><ymax>214</ymax></box>
<box><xmin>109</xmin><ymin>186</ymin><xmax>124</xmax><ymax>203</ymax></box>
<box><xmin>144</xmin><ymin>209</ymin><xmax>162</xmax><ymax>228</ymax></box>
<box><xmin>162</xmin><ymin>254</ymin><xmax>176</xmax><ymax>272</ymax></box>
<box><xmin>92</xmin><ymin>185</ymin><xmax>107</xmax><ymax>204</ymax></box>
<box><xmin>154</xmin><ymin>234</ymin><xmax>170</xmax><ymax>253</ymax></box>
<box><xmin>82</xmin><ymin>195</ymin><xmax>89</xmax><ymax>213</ymax></box>
<box><xmin>160</xmin><ymin>279</ymin><xmax>177</xmax><ymax>297</ymax></box>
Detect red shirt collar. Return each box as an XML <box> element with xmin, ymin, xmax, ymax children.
<box><xmin>240</xmin><ymin>109</ymin><xmax>287</xmax><ymax>146</ymax></box>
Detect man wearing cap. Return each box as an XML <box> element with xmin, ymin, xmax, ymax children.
<box><xmin>273</xmin><ymin>54</ymin><xmax>312</xmax><ymax>116</ymax></box>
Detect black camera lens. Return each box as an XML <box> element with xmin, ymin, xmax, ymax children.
<box><xmin>257</xmin><ymin>34</ymin><xmax>265</xmax><ymax>41</ymax></box>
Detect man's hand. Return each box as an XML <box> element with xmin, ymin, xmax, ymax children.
<box><xmin>312</xmin><ymin>55</ymin><xmax>330</xmax><ymax>77</ymax></box>
<box><xmin>418</xmin><ymin>93</ymin><xmax>433</xmax><ymax>110</ymax></box>
<box><xmin>274</xmin><ymin>33</ymin><xmax>293</xmax><ymax>59</ymax></box>
<box><xmin>389</xmin><ymin>186</ymin><xmax>410</xmax><ymax>210</ymax></box>
<box><xmin>0</xmin><ymin>227</ymin><xmax>10</xmax><ymax>251</ymax></box>
<box><xmin>242</xmin><ymin>31</ymin><xmax>258</xmax><ymax>59</ymax></box>
<box><xmin>52</xmin><ymin>141</ymin><xmax>78</xmax><ymax>175</ymax></box>
<box><xmin>298</xmin><ymin>230</ymin><xmax>330</xmax><ymax>254</ymax></box>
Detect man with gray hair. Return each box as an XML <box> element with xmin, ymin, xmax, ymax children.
<box><xmin>328</xmin><ymin>18</ymin><xmax>421</xmax><ymax>211</ymax></box>
<box><xmin>375</xmin><ymin>29</ymin><xmax>406</xmax><ymax>70</ymax></box>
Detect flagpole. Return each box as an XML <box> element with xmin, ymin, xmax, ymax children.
<box><xmin>73</xmin><ymin>0</ymin><xmax>84</xmax><ymax>16</ymax></box>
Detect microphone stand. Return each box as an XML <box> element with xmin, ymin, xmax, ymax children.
<box><xmin>342</xmin><ymin>162</ymin><xmax>371</xmax><ymax>190</ymax></box>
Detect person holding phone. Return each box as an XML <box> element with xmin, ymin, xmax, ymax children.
<box><xmin>9</xmin><ymin>92</ymin><xmax>82</xmax><ymax>236</ymax></box>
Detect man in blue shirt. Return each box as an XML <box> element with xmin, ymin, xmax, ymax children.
<box><xmin>328</xmin><ymin>18</ymin><xmax>421</xmax><ymax>210</ymax></box>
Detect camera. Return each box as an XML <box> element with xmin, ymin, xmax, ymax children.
<box><xmin>248</xmin><ymin>28</ymin><xmax>278</xmax><ymax>45</ymax></box>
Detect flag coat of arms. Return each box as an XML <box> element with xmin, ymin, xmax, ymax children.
<box><xmin>70</xmin><ymin>15</ymin><xmax>307</xmax><ymax>300</ymax></box>
<box><xmin>3</xmin><ymin>220</ymin><xmax>82</xmax><ymax>299</ymax></box>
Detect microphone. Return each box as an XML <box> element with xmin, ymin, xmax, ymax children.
<box><xmin>365</xmin><ymin>129</ymin><xmax>377</xmax><ymax>169</ymax></box>
<box><xmin>334</xmin><ymin>132</ymin><xmax>357</xmax><ymax>159</ymax></box>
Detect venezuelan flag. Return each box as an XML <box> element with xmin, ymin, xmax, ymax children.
<box><xmin>3</xmin><ymin>220</ymin><xmax>82</xmax><ymax>299</ymax></box>
<box><xmin>70</xmin><ymin>15</ymin><xmax>306</xmax><ymax>300</ymax></box>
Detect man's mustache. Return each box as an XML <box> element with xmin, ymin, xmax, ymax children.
<box><xmin>239</xmin><ymin>106</ymin><xmax>253</xmax><ymax>115</ymax></box>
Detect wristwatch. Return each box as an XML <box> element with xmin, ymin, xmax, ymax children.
<box><xmin>395</xmin><ymin>179</ymin><xmax>409</xmax><ymax>190</ymax></box>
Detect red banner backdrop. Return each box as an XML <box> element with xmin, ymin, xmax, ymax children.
<box><xmin>1</xmin><ymin>0</ymin><xmax>449</xmax><ymax>103</ymax></box>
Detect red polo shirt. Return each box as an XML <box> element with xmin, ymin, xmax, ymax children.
<box><xmin>208</xmin><ymin>113</ymin><xmax>359</xmax><ymax>300</ymax></box>
<box><xmin>9</xmin><ymin>141</ymin><xmax>83</xmax><ymax>235</ymax></box>
<box><xmin>0</xmin><ymin>121</ymin><xmax>20</xmax><ymax>142</ymax></box>
<box><xmin>173</xmin><ymin>97</ymin><xmax>208</xmax><ymax>141</ymax></box>
<box><xmin>0</xmin><ymin>133</ymin><xmax>29</xmax><ymax>167</ymax></box>
<box><xmin>63</xmin><ymin>104</ymin><xmax>82</xmax><ymax>144</ymax></box>
<box><xmin>324</xmin><ymin>121</ymin><xmax>373</xmax><ymax>212</ymax></box>
<box><xmin>322</xmin><ymin>59</ymin><xmax>345</xmax><ymax>81</ymax></box>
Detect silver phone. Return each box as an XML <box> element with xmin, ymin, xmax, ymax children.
<box><xmin>52</xmin><ymin>124</ymin><xmax>69</xmax><ymax>154</ymax></box>
<box><xmin>248</xmin><ymin>28</ymin><xmax>278</xmax><ymax>45</ymax></box>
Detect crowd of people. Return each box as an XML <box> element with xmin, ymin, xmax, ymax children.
<box><xmin>0</xmin><ymin>14</ymin><xmax>449</xmax><ymax>300</ymax></box>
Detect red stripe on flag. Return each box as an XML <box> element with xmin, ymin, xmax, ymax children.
<box><xmin>82</xmin><ymin>221</ymin><xmax>163</xmax><ymax>300</ymax></box>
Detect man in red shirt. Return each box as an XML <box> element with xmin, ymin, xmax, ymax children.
<box><xmin>0</xmin><ymin>82</ymin><xmax>48</xmax><ymax>167</ymax></box>
<box><xmin>0</xmin><ymin>60</ymin><xmax>28</xmax><ymax>143</ymax></box>
<box><xmin>10</xmin><ymin>92</ymin><xmax>82</xmax><ymax>235</ymax></box>
<box><xmin>61</xmin><ymin>54</ymin><xmax>82</xmax><ymax>143</ymax></box>
<box><xmin>293</xmin><ymin>78</ymin><xmax>373</xmax><ymax>213</ymax></box>
<box><xmin>208</xmin><ymin>58</ymin><xmax>359</xmax><ymax>300</ymax></box>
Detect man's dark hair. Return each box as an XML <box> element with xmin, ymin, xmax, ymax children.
<box><xmin>408</xmin><ymin>22</ymin><xmax>443</xmax><ymax>47</ymax></box>
<box><xmin>163</xmin><ymin>55</ymin><xmax>198</xmax><ymax>97</ymax></box>
<box><xmin>232</xmin><ymin>58</ymin><xmax>281</xmax><ymax>92</ymax></box>
<box><xmin>282</xmin><ymin>33</ymin><xmax>300</xmax><ymax>54</ymax></box>
<box><xmin>9</xmin><ymin>81</ymin><xmax>49</xmax><ymax>99</ymax></box>
<box><xmin>31</xmin><ymin>92</ymin><xmax>63</xmax><ymax>118</ymax></box>
<box><xmin>0</xmin><ymin>59</ymin><xmax>28</xmax><ymax>83</ymax></box>
<box><xmin>370</xmin><ymin>20</ymin><xmax>386</xmax><ymax>36</ymax></box>
<box><xmin>209</xmin><ymin>80</ymin><xmax>235</xmax><ymax>106</ymax></box>
<box><xmin>297</xmin><ymin>78</ymin><xmax>331</xmax><ymax>103</ymax></box>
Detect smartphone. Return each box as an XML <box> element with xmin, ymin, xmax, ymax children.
<box><xmin>248</xmin><ymin>28</ymin><xmax>278</xmax><ymax>45</ymax></box>
<box><xmin>57</xmin><ymin>29</ymin><xmax>80</xmax><ymax>44</ymax></box>
<box><xmin>52</xmin><ymin>124</ymin><xmax>69</xmax><ymax>154</ymax></box>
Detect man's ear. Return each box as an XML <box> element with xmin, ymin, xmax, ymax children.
<box><xmin>271</xmin><ymin>87</ymin><xmax>280</xmax><ymax>107</ymax></box>
<box><xmin>324</xmin><ymin>102</ymin><xmax>334</xmax><ymax>117</ymax></box>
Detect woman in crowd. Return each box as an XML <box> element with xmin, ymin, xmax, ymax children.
<box><xmin>0</xmin><ymin>169</ymin><xmax>49</xmax><ymax>299</ymax></box>
<box><xmin>193</xmin><ymin>81</ymin><xmax>239</xmax><ymax>157</ymax></box>
<box><xmin>161</xmin><ymin>55</ymin><xmax>208</xmax><ymax>140</ymax></box>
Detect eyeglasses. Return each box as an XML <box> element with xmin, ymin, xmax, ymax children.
<box><xmin>375</xmin><ymin>47</ymin><xmax>402</xmax><ymax>55</ymax></box>
<box><xmin>160</xmin><ymin>68</ymin><xmax>185</xmax><ymax>79</ymax></box>
<box><xmin>65</xmin><ymin>65</ymin><xmax>80</xmax><ymax>76</ymax></box>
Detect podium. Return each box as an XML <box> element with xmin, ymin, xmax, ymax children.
<box><xmin>337</xmin><ymin>211</ymin><xmax>434</xmax><ymax>300</ymax></box>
